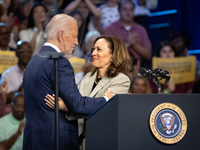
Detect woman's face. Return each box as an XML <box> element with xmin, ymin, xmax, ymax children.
<box><xmin>23</xmin><ymin>3</ymin><xmax>32</xmax><ymax>17</ymax></box>
<box><xmin>33</xmin><ymin>6</ymin><xmax>46</xmax><ymax>23</ymax></box>
<box><xmin>91</xmin><ymin>38</ymin><xmax>112</xmax><ymax>70</ymax></box>
<box><xmin>3</xmin><ymin>0</ymin><xmax>10</xmax><ymax>9</ymax></box>
<box><xmin>73</xmin><ymin>13</ymin><xmax>83</xmax><ymax>28</ymax></box>
<box><xmin>133</xmin><ymin>78</ymin><xmax>146</xmax><ymax>94</ymax></box>
<box><xmin>160</xmin><ymin>45</ymin><xmax>175</xmax><ymax>58</ymax></box>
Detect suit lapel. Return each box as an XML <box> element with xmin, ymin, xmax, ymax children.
<box><xmin>83</xmin><ymin>72</ymin><xmax>97</xmax><ymax>96</ymax></box>
<box><xmin>89</xmin><ymin>75</ymin><xmax>111</xmax><ymax>97</ymax></box>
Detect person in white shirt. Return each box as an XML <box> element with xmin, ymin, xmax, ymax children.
<box><xmin>0</xmin><ymin>41</ymin><xmax>32</xmax><ymax>104</ymax></box>
<box><xmin>19</xmin><ymin>3</ymin><xmax>48</xmax><ymax>57</ymax></box>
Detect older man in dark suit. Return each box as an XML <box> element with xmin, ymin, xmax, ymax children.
<box><xmin>23</xmin><ymin>14</ymin><xmax>112</xmax><ymax>150</ymax></box>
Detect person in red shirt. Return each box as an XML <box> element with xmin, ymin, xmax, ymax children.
<box><xmin>103</xmin><ymin>0</ymin><xmax>152</xmax><ymax>68</ymax></box>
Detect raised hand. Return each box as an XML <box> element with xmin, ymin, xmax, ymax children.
<box><xmin>17</xmin><ymin>121</ymin><xmax>26</xmax><ymax>135</ymax></box>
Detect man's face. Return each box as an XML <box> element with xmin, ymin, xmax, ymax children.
<box><xmin>61</xmin><ymin>24</ymin><xmax>78</xmax><ymax>56</ymax></box>
<box><xmin>12</xmin><ymin>96</ymin><xmax>25</xmax><ymax>120</ymax></box>
<box><xmin>0</xmin><ymin>26</ymin><xmax>10</xmax><ymax>48</ymax></box>
<box><xmin>119</xmin><ymin>2</ymin><xmax>134</xmax><ymax>22</ymax></box>
<box><xmin>16</xmin><ymin>42</ymin><xmax>32</xmax><ymax>65</ymax></box>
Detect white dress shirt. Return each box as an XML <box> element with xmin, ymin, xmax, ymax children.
<box><xmin>0</xmin><ymin>65</ymin><xmax>23</xmax><ymax>93</ymax></box>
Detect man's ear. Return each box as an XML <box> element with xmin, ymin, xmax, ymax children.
<box><xmin>58</xmin><ymin>30</ymin><xmax>64</xmax><ymax>42</ymax></box>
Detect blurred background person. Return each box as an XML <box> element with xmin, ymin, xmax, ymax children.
<box><xmin>64</xmin><ymin>0</ymin><xmax>90</xmax><ymax>20</ymax></box>
<box><xmin>103</xmin><ymin>0</ymin><xmax>152</xmax><ymax>68</ymax></box>
<box><xmin>0</xmin><ymin>92</ymin><xmax>26</xmax><ymax>150</ymax></box>
<box><xmin>0</xmin><ymin>23</ymin><xmax>15</xmax><ymax>51</ymax></box>
<box><xmin>1</xmin><ymin>0</ymin><xmax>17</xmax><ymax>49</ymax></box>
<box><xmin>0</xmin><ymin>41</ymin><xmax>32</xmax><ymax>104</ymax></box>
<box><xmin>129</xmin><ymin>75</ymin><xmax>151</xmax><ymax>94</ymax></box>
<box><xmin>13</xmin><ymin>0</ymin><xmax>33</xmax><ymax>41</ymax></box>
<box><xmin>169</xmin><ymin>31</ymin><xmax>200</xmax><ymax>81</ymax></box>
<box><xmin>150</xmin><ymin>41</ymin><xmax>194</xmax><ymax>94</ymax></box>
<box><xmin>81</xmin><ymin>0</ymin><xmax>120</xmax><ymax>33</ymax></box>
<box><xmin>19</xmin><ymin>3</ymin><xmax>48</xmax><ymax>56</ymax></box>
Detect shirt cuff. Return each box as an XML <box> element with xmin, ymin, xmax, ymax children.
<box><xmin>104</xmin><ymin>96</ymin><xmax>109</xmax><ymax>101</ymax></box>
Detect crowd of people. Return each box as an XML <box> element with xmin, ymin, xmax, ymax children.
<box><xmin>0</xmin><ymin>0</ymin><xmax>200</xmax><ymax>150</ymax></box>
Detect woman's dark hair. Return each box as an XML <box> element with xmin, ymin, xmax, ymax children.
<box><xmin>27</xmin><ymin>3</ymin><xmax>48</xmax><ymax>29</ymax></box>
<box><xmin>156</xmin><ymin>41</ymin><xmax>178</xmax><ymax>57</ymax></box>
<box><xmin>169</xmin><ymin>32</ymin><xmax>191</xmax><ymax>48</ymax></box>
<box><xmin>91</xmin><ymin>36</ymin><xmax>132</xmax><ymax>79</ymax></box>
<box><xmin>7</xmin><ymin>0</ymin><xmax>15</xmax><ymax>16</ymax></box>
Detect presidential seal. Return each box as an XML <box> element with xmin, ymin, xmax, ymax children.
<box><xmin>149</xmin><ymin>103</ymin><xmax>187</xmax><ymax>144</ymax></box>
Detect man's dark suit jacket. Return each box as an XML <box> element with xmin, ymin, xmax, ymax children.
<box><xmin>23</xmin><ymin>46</ymin><xmax>106</xmax><ymax>150</ymax></box>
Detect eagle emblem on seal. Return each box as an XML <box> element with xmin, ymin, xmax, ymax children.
<box><xmin>160</xmin><ymin>113</ymin><xmax>177</xmax><ymax>134</ymax></box>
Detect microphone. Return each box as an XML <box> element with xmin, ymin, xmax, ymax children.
<box><xmin>153</xmin><ymin>68</ymin><xmax>171</xmax><ymax>79</ymax></box>
<box><xmin>139</xmin><ymin>67</ymin><xmax>157</xmax><ymax>79</ymax></box>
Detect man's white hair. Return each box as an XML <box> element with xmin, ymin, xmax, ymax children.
<box><xmin>45</xmin><ymin>14</ymin><xmax>77</xmax><ymax>41</ymax></box>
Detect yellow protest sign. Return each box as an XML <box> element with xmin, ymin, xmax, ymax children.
<box><xmin>0</xmin><ymin>51</ymin><xmax>18</xmax><ymax>74</ymax></box>
<box><xmin>152</xmin><ymin>56</ymin><xmax>196</xmax><ymax>84</ymax></box>
<box><xmin>68</xmin><ymin>57</ymin><xmax>85</xmax><ymax>73</ymax></box>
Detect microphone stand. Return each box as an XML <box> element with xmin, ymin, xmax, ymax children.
<box><xmin>48</xmin><ymin>52</ymin><xmax>65</xmax><ymax>150</ymax></box>
<box><xmin>154</xmin><ymin>77</ymin><xmax>170</xmax><ymax>94</ymax></box>
<box><xmin>154</xmin><ymin>77</ymin><xmax>162</xmax><ymax>94</ymax></box>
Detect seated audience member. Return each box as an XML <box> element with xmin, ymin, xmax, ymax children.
<box><xmin>0</xmin><ymin>92</ymin><xmax>26</xmax><ymax>150</ymax></box>
<box><xmin>150</xmin><ymin>41</ymin><xmax>194</xmax><ymax>93</ymax></box>
<box><xmin>13</xmin><ymin>0</ymin><xmax>33</xmax><ymax>41</ymax></box>
<box><xmin>0</xmin><ymin>23</ymin><xmax>15</xmax><ymax>51</ymax></box>
<box><xmin>1</xmin><ymin>0</ymin><xmax>17</xmax><ymax>49</ymax></box>
<box><xmin>0</xmin><ymin>41</ymin><xmax>32</xmax><ymax>103</ymax></box>
<box><xmin>1</xmin><ymin>0</ymin><xmax>14</xmax><ymax>30</ymax></box>
<box><xmin>169</xmin><ymin>32</ymin><xmax>200</xmax><ymax>81</ymax></box>
<box><xmin>19</xmin><ymin>3</ymin><xmax>48</xmax><ymax>56</ymax></box>
<box><xmin>103</xmin><ymin>0</ymin><xmax>152</xmax><ymax>68</ymax></box>
<box><xmin>45</xmin><ymin>36</ymin><xmax>132</xmax><ymax>150</ymax></box>
<box><xmin>129</xmin><ymin>76</ymin><xmax>151</xmax><ymax>94</ymax></box>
